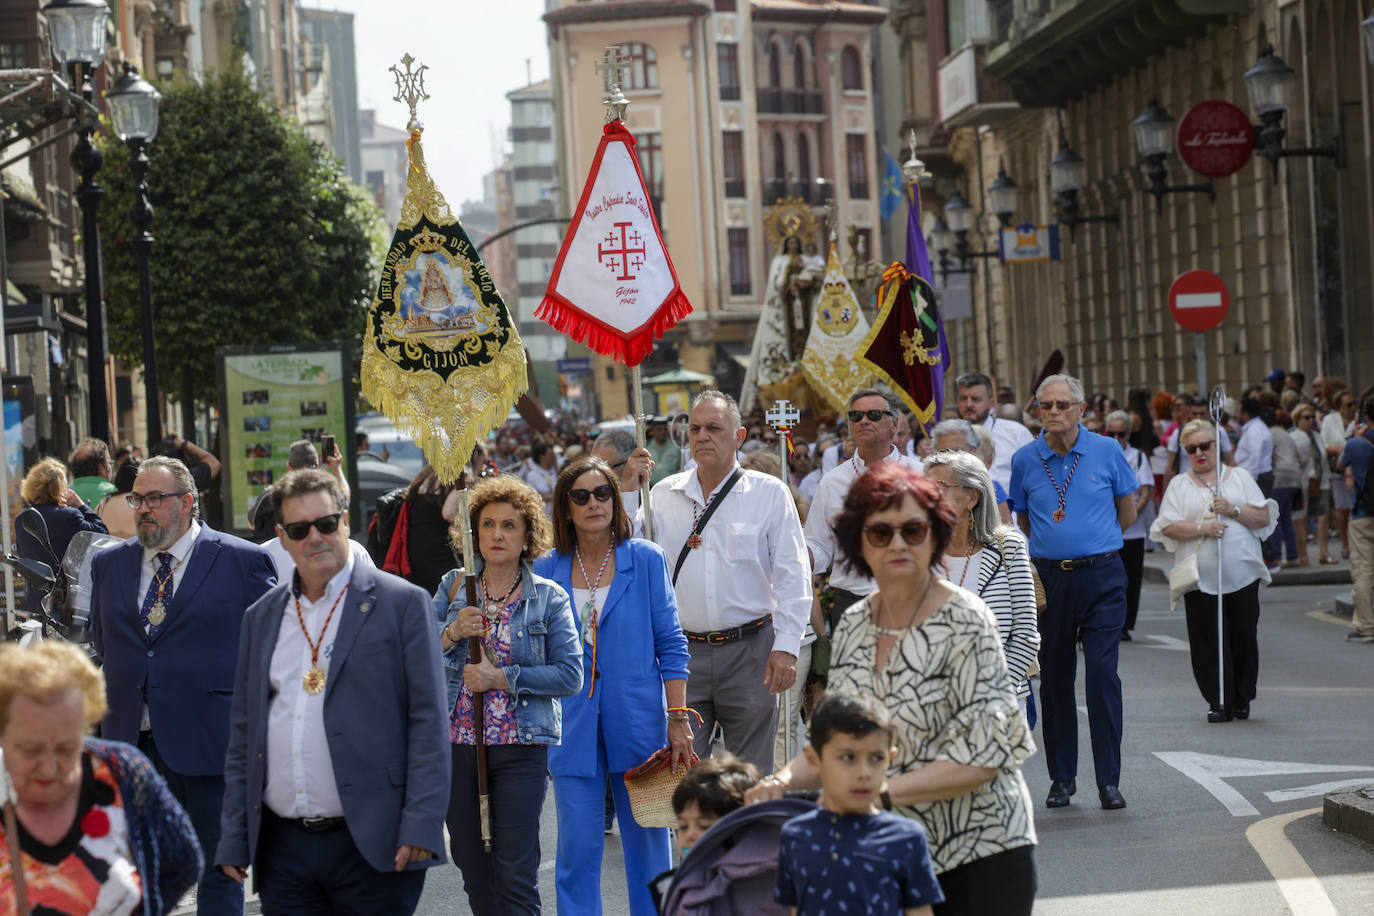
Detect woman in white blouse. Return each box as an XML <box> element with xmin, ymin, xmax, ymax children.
<box><xmin>1150</xmin><ymin>419</ymin><xmax>1278</xmax><ymax>723</ymax></box>
<box><xmin>924</xmin><ymin>450</ymin><xmax>1040</xmax><ymax>703</ymax></box>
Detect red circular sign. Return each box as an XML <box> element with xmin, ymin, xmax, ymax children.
<box><xmin>1169</xmin><ymin>269</ymin><xmax>1230</xmax><ymax>332</ymax></box>
<box><xmin>1177</xmin><ymin>100</ymin><xmax>1255</xmax><ymax>178</ymax></box>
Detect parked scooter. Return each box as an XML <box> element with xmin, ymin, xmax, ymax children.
<box><xmin>5</xmin><ymin>508</ymin><xmax>117</xmax><ymax>657</ymax></box>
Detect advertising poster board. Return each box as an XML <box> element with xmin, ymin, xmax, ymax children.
<box><xmin>216</xmin><ymin>344</ymin><xmax>358</xmax><ymax>537</ymax></box>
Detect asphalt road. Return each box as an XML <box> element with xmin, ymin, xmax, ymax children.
<box><xmin>184</xmin><ymin>577</ymin><xmax>1374</xmax><ymax>915</ymax></box>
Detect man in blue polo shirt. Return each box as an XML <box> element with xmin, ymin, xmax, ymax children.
<box><xmin>1009</xmin><ymin>374</ymin><xmax>1139</xmax><ymax>812</ymax></box>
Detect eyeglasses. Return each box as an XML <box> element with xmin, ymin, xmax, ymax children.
<box><xmin>848</xmin><ymin>409</ymin><xmax>892</xmax><ymax>423</ymax></box>
<box><xmin>1184</xmin><ymin>441</ymin><xmax>1215</xmax><ymax>455</ymax></box>
<box><xmin>1107</xmin><ymin>430</ymin><xmax>1129</xmax><ymax>439</ymax></box>
<box><xmin>1037</xmin><ymin>400</ymin><xmax>1078</xmax><ymax>413</ymax></box>
<box><xmin>761</xmin><ymin>436</ymin><xmax>778</xmax><ymax>444</ymax></box>
<box><xmin>126</xmin><ymin>491</ymin><xmax>186</xmax><ymax>510</ymax></box>
<box><xmin>280</xmin><ymin>513</ymin><xmax>342</xmax><ymax>541</ymax></box>
<box><xmin>862</xmin><ymin>520</ymin><xmax>931</xmax><ymax>548</ymax></box>
<box><xmin>569</xmin><ymin>484</ymin><xmax>614</xmax><ymax>506</ymax></box>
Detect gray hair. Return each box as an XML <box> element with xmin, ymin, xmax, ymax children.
<box><xmin>847</xmin><ymin>388</ymin><xmax>895</xmax><ymax>411</ymax></box>
<box><xmin>995</xmin><ymin>403</ymin><xmax>1024</xmax><ymax>422</ymax></box>
<box><xmin>592</xmin><ymin>428</ymin><xmax>637</xmax><ymax>464</ymax></box>
<box><xmin>1104</xmin><ymin>410</ymin><xmax>1131</xmax><ymax>430</ymax></box>
<box><xmin>931</xmin><ymin>418</ymin><xmax>982</xmax><ymax>451</ymax></box>
<box><xmin>287</xmin><ymin>439</ymin><xmax>320</xmax><ymax>470</ymax></box>
<box><xmin>691</xmin><ymin>389</ymin><xmax>743</xmax><ymax>431</ymax></box>
<box><xmin>1036</xmin><ymin>373</ymin><xmax>1085</xmax><ymax>403</ymax></box>
<box><xmin>924</xmin><ymin>450</ymin><xmax>1002</xmax><ymax>547</ymax></box>
<box><xmin>137</xmin><ymin>455</ymin><xmax>199</xmax><ymax>518</ymax></box>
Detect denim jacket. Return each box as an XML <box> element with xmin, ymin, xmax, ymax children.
<box><xmin>431</xmin><ymin>560</ymin><xmax>583</xmax><ymax>745</ymax></box>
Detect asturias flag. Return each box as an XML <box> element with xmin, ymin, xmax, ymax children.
<box><xmin>879</xmin><ymin>151</ymin><xmax>905</xmax><ymax>221</ymax></box>
<box><xmin>857</xmin><ymin>182</ymin><xmax>951</xmax><ymax>427</ymax></box>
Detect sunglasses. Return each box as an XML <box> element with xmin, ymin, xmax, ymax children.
<box><xmin>1184</xmin><ymin>441</ymin><xmax>1215</xmax><ymax>455</ymax></box>
<box><xmin>1037</xmin><ymin>400</ymin><xmax>1078</xmax><ymax>413</ymax></box>
<box><xmin>761</xmin><ymin>436</ymin><xmax>778</xmax><ymax>444</ymax></box>
<box><xmin>848</xmin><ymin>409</ymin><xmax>892</xmax><ymax>422</ymax></box>
<box><xmin>1107</xmin><ymin>430</ymin><xmax>1129</xmax><ymax>439</ymax></box>
<box><xmin>862</xmin><ymin>520</ymin><xmax>931</xmax><ymax>548</ymax></box>
<box><xmin>280</xmin><ymin>513</ymin><xmax>342</xmax><ymax>541</ymax></box>
<box><xmin>126</xmin><ymin>491</ymin><xmax>186</xmax><ymax>510</ymax></box>
<box><xmin>569</xmin><ymin>484</ymin><xmax>614</xmax><ymax>506</ymax></box>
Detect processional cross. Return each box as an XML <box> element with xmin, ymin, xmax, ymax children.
<box><xmin>595</xmin><ymin>46</ymin><xmax>632</xmax><ymax>122</ymax></box>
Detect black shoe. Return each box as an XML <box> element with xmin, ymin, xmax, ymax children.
<box><xmin>1099</xmin><ymin>785</ymin><xmax>1127</xmax><ymax>810</ymax></box>
<box><xmin>1046</xmin><ymin>778</ymin><xmax>1076</xmax><ymax>808</ymax></box>
<box><xmin>1233</xmin><ymin>703</ymin><xmax>1250</xmax><ymax>720</ymax></box>
<box><xmin>1207</xmin><ymin>706</ymin><xmax>1233</xmax><ymax>723</ymax></box>
<box><xmin>1120</xmin><ymin>630</ymin><xmax>1132</xmax><ymax>642</ymax></box>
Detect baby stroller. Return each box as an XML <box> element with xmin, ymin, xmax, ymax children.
<box><xmin>656</xmin><ymin>796</ymin><xmax>816</xmax><ymax>915</ymax></box>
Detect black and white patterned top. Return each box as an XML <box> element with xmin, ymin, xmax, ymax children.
<box><xmin>830</xmin><ymin>588</ymin><xmax>1037</xmax><ymax>874</ymax></box>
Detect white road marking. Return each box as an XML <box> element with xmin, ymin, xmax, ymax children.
<box><xmin>1140</xmin><ymin>634</ymin><xmax>1190</xmax><ymax>651</ymax></box>
<box><xmin>1265</xmin><ymin>778</ymin><xmax>1374</xmax><ymax>804</ymax></box>
<box><xmin>1154</xmin><ymin>751</ymin><xmax>1374</xmax><ymax>817</ymax></box>
<box><xmin>1245</xmin><ymin>808</ymin><xmax>1339</xmax><ymax>916</ymax></box>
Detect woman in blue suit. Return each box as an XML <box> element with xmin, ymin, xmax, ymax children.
<box><xmin>535</xmin><ymin>455</ymin><xmax>691</xmax><ymax>916</ymax></box>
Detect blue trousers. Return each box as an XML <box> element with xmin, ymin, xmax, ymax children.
<box><xmin>255</xmin><ymin>811</ymin><xmax>425</xmax><ymax>915</ymax></box>
<box><xmin>553</xmin><ymin>734</ymin><xmax>670</xmax><ymax>916</ymax></box>
<box><xmin>1035</xmin><ymin>555</ymin><xmax>1127</xmax><ymax>788</ymax></box>
<box><xmin>139</xmin><ymin>732</ymin><xmax>243</xmax><ymax>916</ymax></box>
<box><xmin>448</xmin><ymin>744</ymin><xmax>548</xmax><ymax>916</ymax></box>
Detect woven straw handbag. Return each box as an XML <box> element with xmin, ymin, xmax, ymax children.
<box><xmin>623</xmin><ymin>746</ymin><xmax>700</xmax><ymax>828</ymax></box>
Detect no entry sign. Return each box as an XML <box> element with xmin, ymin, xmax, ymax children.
<box><xmin>1169</xmin><ymin>269</ymin><xmax>1230</xmax><ymax>331</ymax></box>
<box><xmin>1177</xmin><ymin>100</ymin><xmax>1254</xmax><ymax>179</ymax></box>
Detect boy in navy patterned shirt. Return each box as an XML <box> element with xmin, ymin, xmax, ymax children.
<box><xmin>774</xmin><ymin>693</ymin><xmax>943</xmax><ymax>915</ymax></box>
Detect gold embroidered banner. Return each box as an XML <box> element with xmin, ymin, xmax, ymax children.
<box><xmin>360</xmin><ymin>129</ymin><xmax>526</xmax><ymax>484</ymax></box>
<box><xmin>800</xmin><ymin>243</ymin><xmax>875</xmax><ymax>412</ymax></box>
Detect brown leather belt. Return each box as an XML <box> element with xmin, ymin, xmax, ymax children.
<box><xmin>685</xmin><ymin>615</ymin><xmax>770</xmax><ymax>646</ymax></box>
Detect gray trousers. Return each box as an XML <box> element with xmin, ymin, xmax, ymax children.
<box><xmin>687</xmin><ymin>621</ymin><xmax>779</xmax><ymax>775</ymax></box>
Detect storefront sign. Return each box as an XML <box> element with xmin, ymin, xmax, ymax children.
<box><xmin>1178</xmin><ymin>100</ymin><xmax>1255</xmax><ymax>178</ymax></box>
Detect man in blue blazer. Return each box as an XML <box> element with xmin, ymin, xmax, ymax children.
<box><xmin>91</xmin><ymin>456</ymin><xmax>277</xmax><ymax>916</ymax></box>
<box><xmin>215</xmin><ymin>469</ymin><xmax>449</xmax><ymax>913</ymax></box>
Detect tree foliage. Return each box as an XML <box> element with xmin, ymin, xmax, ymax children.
<box><xmin>97</xmin><ymin>68</ymin><xmax>385</xmax><ymax>410</ymax></box>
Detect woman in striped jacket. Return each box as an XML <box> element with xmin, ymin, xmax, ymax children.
<box><xmin>925</xmin><ymin>450</ymin><xmax>1041</xmax><ymax>701</ymax></box>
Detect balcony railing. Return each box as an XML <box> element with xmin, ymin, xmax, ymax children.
<box><xmin>756</xmin><ymin>87</ymin><xmax>782</xmax><ymax>114</ymax></box>
<box><xmin>730</xmin><ymin>280</ymin><xmax>751</xmax><ymax>296</ymax></box>
<box><xmin>758</xmin><ymin>87</ymin><xmax>823</xmax><ymax>116</ymax></box>
<box><xmin>849</xmin><ymin>180</ymin><xmax>869</xmax><ymax>200</ymax></box>
<box><xmin>791</xmin><ymin>178</ymin><xmax>830</xmax><ymax>205</ymax></box>
<box><xmin>724</xmin><ymin>179</ymin><xmax>747</xmax><ymax>199</ymax></box>
<box><xmin>720</xmin><ymin>85</ymin><xmax>740</xmax><ymax>101</ymax></box>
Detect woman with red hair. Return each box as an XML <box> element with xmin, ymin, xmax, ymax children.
<box><xmin>749</xmin><ymin>462</ymin><xmax>1037</xmax><ymax>915</ymax></box>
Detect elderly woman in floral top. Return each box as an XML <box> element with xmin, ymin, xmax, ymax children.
<box><xmin>750</xmin><ymin>462</ymin><xmax>1036</xmax><ymax>916</ymax></box>
<box><xmin>433</xmin><ymin>475</ymin><xmax>581</xmax><ymax>915</ymax></box>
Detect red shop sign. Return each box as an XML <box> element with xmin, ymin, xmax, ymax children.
<box><xmin>1177</xmin><ymin>100</ymin><xmax>1255</xmax><ymax>179</ymax></box>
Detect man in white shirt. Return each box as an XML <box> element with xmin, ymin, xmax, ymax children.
<box><xmin>217</xmin><ymin>470</ymin><xmax>448</xmax><ymax>913</ymax></box>
<box><xmin>955</xmin><ymin>371</ymin><xmax>1033</xmax><ymax>493</ymax></box>
<box><xmin>804</xmin><ymin>389</ymin><xmax>923</xmax><ymax>631</ymax></box>
<box><xmin>646</xmin><ymin>391</ymin><xmax>812</xmax><ymax>773</ymax></box>
<box><xmin>1235</xmin><ymin>397</ymin><xmax>1275</xmax><ymax>489</ymax></box>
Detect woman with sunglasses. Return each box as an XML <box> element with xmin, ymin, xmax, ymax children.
<box><xmin>532</xmin><ymin>456</ymin><xmax>690</xmax><ymax>916</ymax></box>
<box><xmin>432</xmin><ymin>475</ymin><xmax>582</xmax><ymax>914</ymax></box>
<box><xmin>1151</xmin><ymin>419</ymin><xmax>1278</xmax><ymax>723</ymax></box>
<box><xmin>750</xmin><ymin>462</ymin><xmax>1037</xmax><ymax>915</ymax></box>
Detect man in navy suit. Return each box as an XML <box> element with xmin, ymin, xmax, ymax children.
<box><xmin>215</xmin><ymin>469</ymin><xmax>449</xmax><ymax>913</ymax></box>
<box><xmin>91</xmin><ymin>455</ymin><xmax>277</xmax><ymax>916</ymax></box>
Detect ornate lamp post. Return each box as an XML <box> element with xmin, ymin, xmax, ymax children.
<box><xmin>106</xmin><ymin>63</ymin><xmax>162</xmax><ymax>446</ymax></box>
<box><xmin>986</xmin><ymin>163</ymin><xmax>1018</xmax><ymax>228</ymax></box>
<box><xmin>1130</xmin><ymin>98</ymin><xmax>1214</xmax><ymax>212</ymax></box>
<box><xmin>1242</xmin><ymin>45</ymin><xmax>1339</xmax><ymax>178</ymax></box>
<box><xmin>1050</xmin><ymin>134</ymin><xmax>1118</xmax><ymax>240</ymax></box>
<box><xmin>43</xmin><ymin>0</ymin><xmax>112</xmax><ymax>443</ymax></box>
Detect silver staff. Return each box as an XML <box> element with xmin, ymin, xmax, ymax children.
<box><xmin>1209</xmin><ymin>385</ymin><xmax>1227</xmax><ymax>711</ymax></box>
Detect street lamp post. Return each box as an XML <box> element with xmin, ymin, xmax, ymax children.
<box><xmin>1131</xmin><ymin>97</ymin><xmax>1215</xmax><ymax>212</ymax></box>
<box><xmin>106</xmin><ymin>63</ymin><xmax>162</xmax><ymax>446</ymax></box>
<box><xmin>43</xmin><ymin>0</ymin><xmax>112</xmax><ymax>443</ymax></box>
<box><xmin>1242</xmin><ymin>44</ymin><xmax>1339</xmax><ymax>178</ymax></box>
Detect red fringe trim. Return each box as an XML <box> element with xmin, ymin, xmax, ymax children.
<box><xmin>535</xmin><ymin>290</ymin><xmax>693</xmax><ymax>368</ymax></box>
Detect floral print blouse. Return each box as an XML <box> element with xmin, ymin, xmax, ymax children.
<box><xmin>451</xmin><ymin>590</ymin><xmax>522</xmax><ymax>745</ymax></box>
<box><xmin>829</xmin><ymin>588</ymin><xmax>1037</xmax><ymax>874</ymax></box>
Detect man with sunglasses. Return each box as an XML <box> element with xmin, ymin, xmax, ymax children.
<box><xmin>91</xmin><ymin>456</ymin><xmax>277</xmax><ymax>916</ymax></box>
<box><xmin>646</xmin><ymin>390</ymin><xmax>811</xmax><ymax>773</ymax></box>
<box><xmin>1008</xmin><ymin>375</ymin><xmax>1140</xmax><ymax>812</ymax></box>
<box><xmin>805</xmin><ymin>389</ymin><xmax>924</xmax><ymax>632</ymax></box>
<box><xmin>216</xmin><ymin>469</ymin><xmax>448</xmax><ymax>913</ymax></box>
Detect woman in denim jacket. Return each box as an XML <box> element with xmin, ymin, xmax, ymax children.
<box><xmin>433</xmin><ymin>475</ymin><xmax>581</xmax><ymax>915</ymax></box>
<box><xmin>534</xmin><ymin>456</ymin><xmax>691</xmax><ymax>916</ymax></box>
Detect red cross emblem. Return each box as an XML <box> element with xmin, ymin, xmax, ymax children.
<box><xmin>597</xmin><ymin>222</ymin><xmax>646</xmax><ymax>281</ymax></box>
